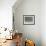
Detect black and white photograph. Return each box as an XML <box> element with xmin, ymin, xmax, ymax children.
<box><xmin>23</xmin><ymin>15</ymin><xmax>35</xmax><ymax>25</ymax></box>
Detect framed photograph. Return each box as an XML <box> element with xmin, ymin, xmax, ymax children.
<box><xmin>23</xmin><ymin>15</ymin><xmax>35</xmax><ymax>25</ymax></box>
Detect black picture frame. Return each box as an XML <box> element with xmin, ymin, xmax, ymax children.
<box><xmin>23</xmin><ymin>15</ymin><xmax>35</xmax><ymax>25</ymax></box>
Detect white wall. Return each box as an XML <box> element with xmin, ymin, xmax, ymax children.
<box><xmin>0</xmin><ymin>0</ymin><xmax>16</xmax><ymax>30</ymax></box>
<box><xmin>13</xmin><ymin>0</ymin><xmax>46</xmax><ymax>46</ymax></box>
<box><xmin>41</xmin><ymin>0</ymin><xmax>46</xmax><ymax>46</ymax></box>
<box><xmin>13</xmin><ymin>0</ymin><xmax>41</xmax><ymax>46</ymax></box>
